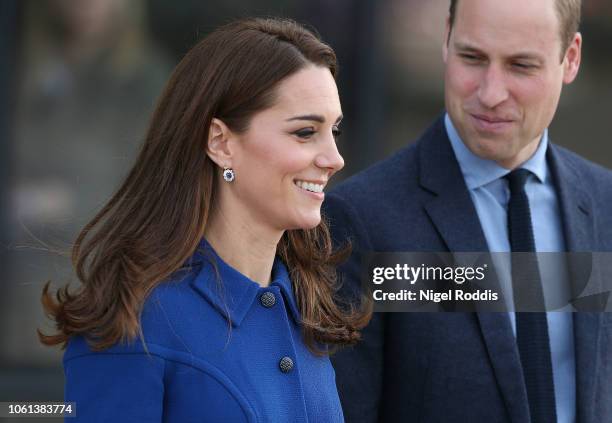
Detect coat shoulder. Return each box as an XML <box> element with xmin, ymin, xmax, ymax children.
<box><xmin>331</xmin><ymin>116</ymin><xmax>446</xmax><ymax>205</ymax></box>
<box><xmin>553</xmin><ymin>145</ymin><xmax>612</xmax><ymax>177</ymax></box>
<box><xmin>553</xmin><ymin>144</ymin><xmax>612</xmax><ymax>198</ymax></box>
<box><xmin>63</xmin><ymin>264</ymin><xmax>210</xmax><ymax>364</ymax></box>
<box><xmin>332</xmin><ymin>143</ymin><xmax>419</xmax><ymax>204</ymax></box>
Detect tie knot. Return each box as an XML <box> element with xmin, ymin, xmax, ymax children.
<box><xmin>505</xmin><ymin>168</ymin><xmax>531</xmax><ymax>194</ymax></box>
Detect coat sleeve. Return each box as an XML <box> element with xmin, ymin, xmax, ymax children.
<box><xmin>64</xmin><ymin>349</ymin><xmax>165</xmax><ymax>422</ymax></box>
<box><xmin>323</xmin><ymin>192</ymin><xmax>385</xmax><ymax>423</ymax></box>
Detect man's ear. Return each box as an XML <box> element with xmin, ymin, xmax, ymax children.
<box><xmin>206</xmin><ymin>118</ymin><xmax>234</xmax><ymax>168</ymax></box>
<box><xmin>443</xmin><ymin>17</ymin><xmax>451</xmax><ymax>64</ymax></box>
<box><xmin>563</xmin><ymin>32</ymin><xmax>582</xmax><ymax>84</ymax></box>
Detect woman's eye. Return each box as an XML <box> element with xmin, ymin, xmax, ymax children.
<box><xmin>293</xmin><ymin>128</ymin><xmax>316</xmax><ymax>139</ymax></box>
<box><xmin>332</xmin><ymin>126</ymin><xmax>342</xmax><ymax>139</ymax></box>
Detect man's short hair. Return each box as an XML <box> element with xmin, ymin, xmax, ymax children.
<box><xmin>448</xmin><ymin>0</ymin><xmax>581</xmax><ymax>60</ymax></box>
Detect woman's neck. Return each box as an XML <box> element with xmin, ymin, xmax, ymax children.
<box><xmin>204</xmin><ymin>208</ymin><xmax>281</xmax><ymax>287</ymax></box>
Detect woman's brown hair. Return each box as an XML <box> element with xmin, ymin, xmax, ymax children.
<box><xmin>39</xmin><ymin>17</ymin><xmax>371</xmax><ymax>354</ymax></box>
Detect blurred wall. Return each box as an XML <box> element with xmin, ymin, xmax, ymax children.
<box><xmin>1</xmin><ymin>0</ymin><xmax>611</xmax><ymax>406</ymax></box>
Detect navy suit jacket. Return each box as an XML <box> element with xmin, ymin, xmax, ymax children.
<box><xmin>324</xmin><ymin>116</ymin><xmax>612</xmax><ymax>423</ymax></box>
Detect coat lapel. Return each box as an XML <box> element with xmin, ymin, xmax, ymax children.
<box><xmin>418</xmin><ymin>119</ymin><xmax>489</xmax><ymax>253</ymax></box>
<box><xmin>547</xmin><ymin>145</ymin><xmax>594</xmax><ymax>254</ymax></box>
<box><xmin>418</xmin><ymin>118</ymin><xmax>530</xmax><ymax>423</ymax></box>
<box><xmin>548</xmin><ymin>145</ymin><xmax>601</xmax><ymax>423</ymax></box>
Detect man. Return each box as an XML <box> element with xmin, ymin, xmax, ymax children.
<box><xmin>324</xmin><ymin>0</ymin><xmax>612</xmax><ymax>422</ymax></box>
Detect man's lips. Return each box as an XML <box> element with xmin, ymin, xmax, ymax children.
<box><xmin>471</xmin><ymin>113</ymin><xmax>514</xmax><ymax>124</ymax></box>
<box><xmin>470</xmin><ymin>113</ymin><xmax>515</xmax><ymax>132</ymax></box>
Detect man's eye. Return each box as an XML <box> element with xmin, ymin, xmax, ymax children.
<box><xmin>513</xmin><ymin>62</ymin><xmax>535</xmax><ymax>70</ymax></box>
<box><xmin>460</xmin><ymin>53</ymin><xmax>482</xmax><ymax>62</ymax></box>
<box><xmin>293</xmin><ymin>128</ymin><xmax>316</xmax><ymax>139</ymax></box>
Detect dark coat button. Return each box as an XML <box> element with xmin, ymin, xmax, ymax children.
<box><xmin>279</xmin><ymin>356</ymin><xmax>294</xmax><ymax>373</ymax></box>
<box><xmin>260</xmin><ymin>292</ymin><xmax>276</xmax><ymax>308</ymax></box>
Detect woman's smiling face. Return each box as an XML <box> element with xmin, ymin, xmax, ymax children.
<box><xmin>226</xmin><ymin>65</ymin><xmax>344</xmax><ymax>232</ymax></box>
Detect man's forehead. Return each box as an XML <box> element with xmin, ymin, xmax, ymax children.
<box><xmin>452</xmin><ymin>0</ymin><xmax>562</xmax><ymax>56</ymax></box>
<box><xmin>454</xmin><ymin>0</ymin><xmax>560</xmax><ymax>34</ymax></box>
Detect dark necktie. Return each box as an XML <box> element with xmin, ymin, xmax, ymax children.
<box><xmin>506</xmin><ymin>169</ymin><xmax>557</xmax><ymax>423</ymax></box>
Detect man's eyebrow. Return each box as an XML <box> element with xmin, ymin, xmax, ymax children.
<box><xmin>454</xmin><ymin>42</ymin><xmax>485</xmax><ymax>54</ymax></box>
<box><xmin>286</xmin><ymin>114</ymin><xmax>344</xmax><ymax>124</ymax></box>
<box><xmin>508</xmin><ymin>53</ymin><xmax>545</xmax><ymax>63</ymax></box>
<box><xmin>454</xmin><ymin>42</ymin><xmax>544</xmax><ymax>63</ymax></box>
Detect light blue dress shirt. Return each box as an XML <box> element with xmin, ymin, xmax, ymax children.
<box><xmin>445</xmin><ymin>114</ymin><xmax>576</xmax><ymax>423</ymax></box>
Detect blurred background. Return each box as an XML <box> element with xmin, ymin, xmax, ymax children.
<box><xmin>1</xmin><ymin>0</ymin><xmax>611</xmax><ymax>413</ymax></box>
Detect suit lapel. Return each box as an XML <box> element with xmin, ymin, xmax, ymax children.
<box><xmin>548</xmin><ymin>145</ymin><xmax>601</xmax><ymax>423</ymax></box>
<box><xmin>547</xmin><ymin>145</ymin><xmax>594</xmax><ymax>254</ymax></box>
<box><xmin>418</xmin><ymin>119</ymin><xmax>489</xmax><ymax>253</ymax></box>
<box><xmin>418</xmin><ymin>118</ymin><xmax>530</xmax><ymax>423</ymax></box>
<box><xmin>475</xmin><ymin>313</ymin><xmax>531</xmax><ymax>422</ymax></box>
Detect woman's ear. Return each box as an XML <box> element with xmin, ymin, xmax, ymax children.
<box><xmin>206</xmin><ymin>118</ymin><xmax>234</xmax><ymax>168</ymax></box>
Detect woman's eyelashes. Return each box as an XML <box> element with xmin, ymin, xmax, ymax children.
<box><xmin>293</xmin><ymin>127</ymin><xmax>316</xmax><ymax>139</ymax></box>
<box><xmin>332</xmin><ymin>125</ymin><xmax>342</xmax><ymax>139</ymax></box>
<box><xmin>291</xmin><ymin>125</ymin><xmax>342</xmax><ymax>141</ymax></box>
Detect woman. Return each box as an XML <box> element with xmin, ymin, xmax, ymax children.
<box><xmin>39</xmin><ymin>17</ymin><xmax>370</xmax><ymax>422</ymax></box>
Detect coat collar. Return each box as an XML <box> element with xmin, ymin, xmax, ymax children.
<box><xmin>188</xmin><ymin>239</ymin><xmax>300</xmax><ymax>326</ymax></box>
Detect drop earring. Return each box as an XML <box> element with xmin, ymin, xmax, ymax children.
<box><xmin>223</xmin><ymin>167</ymin><xmax>235</xmax><ymax>182</ymax></box>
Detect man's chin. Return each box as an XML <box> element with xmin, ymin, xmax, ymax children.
<box><xmin>470</xmin><ymin>139</ymin><xmax>517</xmax><ymax>164</ymax></box>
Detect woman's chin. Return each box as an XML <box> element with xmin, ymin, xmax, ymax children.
<box><xmin>287</xmin><ymin>213</ymin><xmax>322</xmax><ymax>231</ymax></box>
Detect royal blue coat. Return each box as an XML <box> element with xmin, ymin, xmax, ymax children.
<box><xmin>63</xmin><ymin>241</ymin><xmax>344</xmax><ymax>422</ymax></box>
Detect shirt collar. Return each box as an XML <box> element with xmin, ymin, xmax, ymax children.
<box><xmin>189</xmin><ymin>239</ymin><xmax>300</xmax><ymax>326</ymax></box>
<box><xmin>444</xmin><ymin>113</ymin><xmax>548</xmax><ymax>189</ymax></box>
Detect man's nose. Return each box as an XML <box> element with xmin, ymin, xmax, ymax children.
<box><xmin>478</xmin><ymin>64</ymin><xmax>510</xmax><ymax>108</ymax></box>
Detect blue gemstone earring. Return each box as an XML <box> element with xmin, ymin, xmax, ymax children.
<box><xmin>223</xmin><ymin>167</ymin><xmax>235</xmax><ymax>182</ymax></box>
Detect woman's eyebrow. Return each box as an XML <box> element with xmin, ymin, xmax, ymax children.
<box><xmin>286</xmin><ymin>114</ymin><xmax>325</xmax><ymax>123</ymax></box>
<box><xmin>286</xmin><ymin>114</ymin><xmax>344</xmax><ymax>123</ymax></box>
